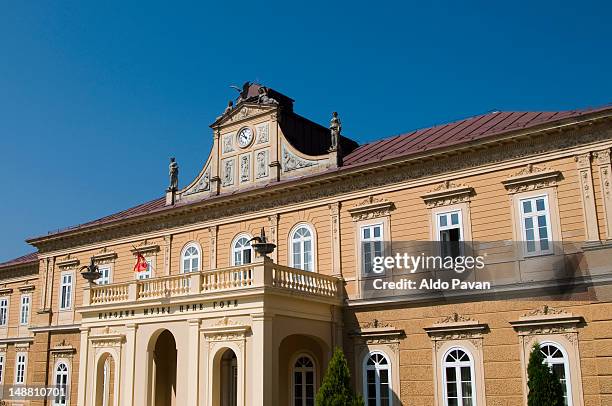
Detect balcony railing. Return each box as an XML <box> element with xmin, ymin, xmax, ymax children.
<box><xmin>84</xmin><ymin>259</ymin><xmax>342</xmax><ymax>306</ymax></box>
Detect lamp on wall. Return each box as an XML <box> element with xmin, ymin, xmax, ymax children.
<box><xmin>80</xmin><ymin>257</ymin><xmax>101</xmax><ymax>283</ymax></box>
<box><xmin>249</xmin><ymin>227</ymin><xmax>276</xmax><ymax>258</ymax></box>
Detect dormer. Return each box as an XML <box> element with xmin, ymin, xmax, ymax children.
<box><xmin>172</xmin><ymin>83</ymin><xmax>358</xmax><ymax>205</ymax></box>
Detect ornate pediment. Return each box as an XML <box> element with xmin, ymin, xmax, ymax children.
<box><xmin>421</xmin><ymin>180</ymin><xmax>474</xmax><ymax>208</ymax></box>
<box><xmin>201</xmin><ymin>317</ymin><xmax>251</xmax><ymax>342</ymax></box>
<box><xmin>348</xmin><ymin>196</ymin><xmax>395</xmax><ymax>221</ymax></box>
<box><xmin>56</xmin><ymin>255</ymin><xmax>80</xmax><ymax>269</ymax></box>
<box><xmin>130</xmin><ymin>241</ymin><xmax>160</xmax><ymax>255</ymax></box>
<box><xmin>424</xmin><ymin>313</ymin><xmax>488</xmax><ymax>341</ymax></box>
<box><xmin>92</xmin><ymin>248</ymin><xmax>117</xmax><ymax>264</ymax></box>
<box><xmin>502</xmin><ymin>163</ymin><xmax>561</xmax><ymax>194</ymax></box>
<box><xmin>212</xmin><ymin>103</ymin><xmax>277</xmax><ymax>128</ymax></box>
<box><xmin>510</xmin><ymin>305</ymin><xmax>584</xmax><ymax>337</ymax></box>
<box><xmin>351</xmin><ymin>319</ymin><xmax>405</xmax><ymax>344</ymax></box>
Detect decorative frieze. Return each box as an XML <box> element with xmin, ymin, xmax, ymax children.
<box><xmin>421</xmin><ymin>180</ymin><xmax>474</xmax><ymax>208</ymax></box>
<box><xmin>424</xmin><ymin>313</ymin><xmax>488</xmax><ymax>346</ymax></box>
<box><xmin>56</xmin><ymin>256</ymin><xmax>80</xmax><ymax>270</ymax></box>
<box><xmin>33</xmin><ymin>125</ymin><xmax>612</xmax><ymax>252</ymax></box>
<box><xmin>502</xmin><ymin>164</ymin><xmax>561</xmax><ymax>194</ymax></box>
<box><xmin>201</xmin><ymin>317</ymin><xmax>250</xmax><ymax>343</ymax></box>
<box><xmin>130</xmin><ymin>242</ymin><xmax>160</xmax><ymax>255</ymax></box>
<box><xmin>348</xmin><ymin>196</ymin><xmax>395</xmax><ymax>222</ymax></box>
<box><xmin>92</xmin><ymin>250</ymin><xmax>117</xmax><ymax>265</ymax></box>
<box><xmin>351</xmin><ymin>319</ymin><xmax>405</xmax><ymax>345</ymax></box>
<box><xmin>281</xmin><ymin>145</ymin><xmax>318</xmax><ymax>172</ymax></box>
<box><xmin>510</xmin><ymin>305</ymin><xmax>584</xmax><ymax>348</ymax></box>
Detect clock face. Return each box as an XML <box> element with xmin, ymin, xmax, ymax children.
<box><xmin>237</xmin><ymin>127</ymin><xmax>253</xmax><ymax>148</ymax></box>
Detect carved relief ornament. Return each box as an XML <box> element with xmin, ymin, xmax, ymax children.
<box><xmin>351</xmin><ymin>320</ymin><xmax>405</xmax><ymax>345</ymax></box>
<box><xmin>421</xmin><ymin>180</ymin><xmax>474</xmax><ymax>208</ymax></box>
<box><xmin>502</xmin><ymin>163</ymin><xmax>561</xmax><ymax>194</ymax></box>
<box><xmin>424</xmin><ymin>313</ymin><xmax>488</xmax><ymax>344</ymax></box>
<box><xmin>201</xmin><ymin>317</ymin><xmax>250</xmax><ymax>343</ymax></box>
<box><xmin>348</xmin><ymin>196</ymin><xmax>395</xmax><ymax>222</ymax></box>
<box><xmin>509</xmin><ymin>305</ymin><xmax>584</xmax><ymax>338</ymax></box>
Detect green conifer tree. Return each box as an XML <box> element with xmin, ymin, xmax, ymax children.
<box><xmin>527</xmin><ymin>342</ymin><xmax>566</xmax><ymax>406</ymax></box>
<box><xmin>315</xmin><ymin>347</ymin><xmax>364</xmax><ymax>406</ymax></box>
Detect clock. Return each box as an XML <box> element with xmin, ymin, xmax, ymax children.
<box><xmin>237</xmin><ymin>127</ymin><xmax>254</xmax><ymax>148</ymax></box>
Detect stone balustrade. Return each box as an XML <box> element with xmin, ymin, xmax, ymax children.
<box><xmin>84</xmin><ymin>258</ymin><xmax>343</xmax><ymax>306</ymax></box>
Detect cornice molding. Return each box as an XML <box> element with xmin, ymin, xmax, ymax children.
<box><xmin>56</xmin><ymin>258</ymin><xmax>80</xmax><ymax>269</ymax></box>
<box><xmin>28</xmin><ymin>118</ymin><xmax>612</xmax><ymax>253</ymax></box>
<box><xmin>509</xmin><ymin>305</ymin><xmax>585</xmax><ymax>333</ymax></box>
<box><xmin>92</xmin><ymin>251</ymin><xmax>118</xmax><ymax>263</ymax></box>
<box><xmin>130</xmin><ymin>244</ymin><xmax>160</xmax><ymax>255</ymax></box>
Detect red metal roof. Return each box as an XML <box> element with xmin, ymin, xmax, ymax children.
<box><xmin>29</xmin><ymin>105</ymin><xmax>611</xmax><ymax>242</ymax></box>
<box><xmin>0</xmin><ymin>252</ymin><xmax>38</xmax><ymax>269</ymax></box>
<box><xmin>342</xmin><ymin>107</ymin><xmax>610</xmax><ymax>166</ymax></box>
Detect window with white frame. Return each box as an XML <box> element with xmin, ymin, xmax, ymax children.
<box><xmin>232</xmin><ymin>235</ymin><xmax>252</xmax><ymax>266</ymax></box>
<box><xmin>540</xmin><ymin>343</ymin><xmax>572</xmax><ymax>406</ymax></box>
<box><xmin>20</xmin><ymin>295</ymin><xmax>30</xmax><ymax>325</ymax></box>
<box><xmin>54</xmin><ymin>361</ymin><xmax>69</xmax><ymax>406</ymax></box>
<box><xmin>363</xmin><ymin>352</ymin><xmax>392</xmax><ymax>406</ymax></box>
<box><xmin>361</xmin><ymin>224</ymin><xmax>384</xmax><ymax>275</ymax></box>
<box><xmin>0</xmin><ymin>298</ymin><xmax>8</xmax><ymax>326</ymax></box>
<box><xmin>96</xmin><ymin>265</ymin><xmax>111</xmax><ymax>285</ymax></box>
<box><xmin>181</xmin><ymin>244</ymin><xmax>201</xmax><ymax>273</ymax></box>
<box><xmin>137</xmin><ymin>258</ymin><xmax>154</xmax><ymax>280</ymax></box>
<box><xmin>0</xmin><ymin>353</ymin><xmax>4</xmax><ymax>384</ymax></box>
<box><xmin>291</xmin><ymin>225</ymin><xmax>314</xmax><ymax>272</ymax></box>
<box><xmin>519</xmin><ymin>195</ymin><xmax>552</xmax><ymax>255</ymax></box>
<box><xmin>436</xmin><ymin>210</ymin><xmax>463</xmax><ymax>258</ymax></box>
<box><xmin>59</xmin><ymin>273</ymin><xmax>73</xmax><ymax>310</ymax></box>
<box><xmin>15</xmin><ymin>352</ymin><xmax>27</xmax><ymax>384</ymax></box>
<box><xmin>293</xmin><ymin>355</ymin><xmax>315</xmax><ymax>406</ymax></box>
<box><xmin>442</xmin><ymin>348</ymin><xmax>476</xmax><ymax>406</ymax></box>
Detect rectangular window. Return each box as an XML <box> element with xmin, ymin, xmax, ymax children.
<box><xmin>0</xmin><ymin>353</ymin><xmax>4</xmax><ymax>383</ymax></box>
<box><xmin>137</xmin><ymin>259</ymin><xmax>153</xmax><ymax>280</ymax></box>
<box><xmin>520</xmin><ymin>195</ymin><xmax>552</xmax><ymax>255</ymax></box>
<box><xmin>0</xmin><ymin>298</ymin><xmax>8</xmax><ymax>326</ymax></box>
<box><xmin>20</xmin><ymin>295</ymin><xmax>30</xmax><ymax>325</ymax></box>
<box><xmin>361</xmin><ymin>224</ymin><xmax>384</xmax><ymax>275</ymax></box>
<box><xmin>436</xmin><ymin>210</ymin><xmax>463</xmax><ymax>258</ymax></box>
<box><xmin>96</xmin><ymin>265</ymin><xmax>111</xmax><ymax>285</ymax></box>
<box><xmin>15</xmin><ymin>353</ymin><xmax>26</xmax><ymax>384</ymax></box>
<box><xmin>60</xmin><ymin>273</ymin><xmax>73</xmax><ymax>310</ymax></box>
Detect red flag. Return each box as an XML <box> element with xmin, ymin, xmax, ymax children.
<box><xmin>133</xmin><ymin>252</ymin><xmax>148</xmax><ymax>273</ymax></box>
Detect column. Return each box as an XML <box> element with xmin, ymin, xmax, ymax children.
<box><xmin>122</xmin><ymin>323</ymin><xmax>138</xmax><ymax>406</ymax></box>
<box><xmin>76</xmin><ymin>327</ymin><xmax>89</xmax><ymax>406</ymax></box>
<box><xmin>250</xmin><ymin>313</ymin><xmax>274</xmax><ymax>405</ymax></box>
<box><xmin>575</xmin><ymin>152</ymin><xmax>599</xmax><ymax>242</ymax></box>
<box><xmin>594</xmin><ymin>149</ymin><xmax>612</xmax><ymax>239</ymax></box>
<box><xmin>187</xmin><ymin>319</ymin><xmax>201</xmax><ymax>406</ymax></box>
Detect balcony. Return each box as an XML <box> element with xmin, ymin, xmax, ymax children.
<box><xmin>82</xmin><ymin>258</ymin><xmax>343</xmax><ymax>307</ymax></box>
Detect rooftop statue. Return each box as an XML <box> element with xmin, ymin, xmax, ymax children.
<box><xmin>168</xmin><ymin>157</ymin><xmax>179</xmax><ymax>191</ymax></box>
<box><xmin>329</xmin><ymin>111</ymin><xmax>341</xmax><ymax>151</ymax></box>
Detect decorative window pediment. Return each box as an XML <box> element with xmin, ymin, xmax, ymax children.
<box><xmin>56</xmin><ymin>256</ymin><xmax>80</xmax><ymax>269</ymax></box>
<box><xmin>424</xmin><ymin>313</ymin><xmax>488</xmax><ymax>341</ymax></box>
<box><xmin>348</xmin><ymin>196</ymin><xmax>395</xmax><ymax>222</ymax></box>
<box><xmin>421</xmin><ymin>180</ymin><xmax>474</xmax><ymax>208</ymax></box>
<box><xmin>350</xmin><ymin>319</ymin><xmax>405</xmax><ymax>344</ymax></box>
<box><xmin>50</xmin><ymin>340</ymin><xmax>76</xmax><ymax>359</ymax></box>
<box><xmin>509</xmin><ymin>305</ymin><xmax>584</xmax><ymax>336</ymax></box>
<box><xmin>90</xmin><ymin>327</ymin><xmax>125</xmax><ymax>348</ymax></box>
<box><xmin>502</xmin><ymin>164</ymin><xmax>561</xmax><ymax>194</ymax></box>
<box><xmin>92</xmin><ymin>250</ymin><xmax>118</xmax><ymax>265</ymax></box>
<box><xmin>201</xmin><ymin>317</ymin><xmax>251</xmax><ymax>342</ymax></box>
<box><xmin>130</xmin><ymin>242</ymin><xmax>160</xmax><ymax>255</ymax></box>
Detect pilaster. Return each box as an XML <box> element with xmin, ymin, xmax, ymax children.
<box><xmin>250</xmin><ymin>312</ymin><xmax>274</xmax><ymax>405</ymax></box>
<box><xmin>575</xmin><ymin>152</ymin><xmax>599</xmax><ymax>241</ymax></box>
<box><xmin>328</xmin><ymin>202</ymin><xmax>342</xmax><ymax>276</ymax></box>
<box><xmin>163</xmin><ymin>234</ymin><xmax>172</xmax><ymax>275</ymax></box>
<box><xmin>122</xmin><ymin>323</ymin><xmax>138</xmax><ymax>406</ymax></box>
<box><xmin>187</xmin><ymin>319</ymin><xmax>201</xmax><ymax>406</ymax></box>
<box><xmin>208</xmin><ymin>225</ymin><xmax>218</xmax><ymax>269</ymax></box>
<box><xmin>267</xmin><ymin>214</ymin><xmax>279</xmax><ymax>262</ymax></box>
<box><xmin>76</xmin><ymin>327</ymin><xmax>90</xmax><ymax>406</ymax></box>
<box><xmin>594</xmin><ymin>149</ymin><xmax>612</xmax><ymax>239</ymax></box>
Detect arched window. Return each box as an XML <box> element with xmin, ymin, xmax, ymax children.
<box><xmin>181</xmin><ymin>243</ymin><xmax>201</xmax><ymax>273</ymax></box>
<box><xmin>540</xmin><ymin>342</ymin><xmax>572</xmax><ymax>405</ymax></box>
<box><xmin>232</xmin><ymin>235</ymin><xmax>252</xmax><ymax>266</ymax></box>
<box><xmin>363</xmin><ymin>352</ymin><xmax>392</xmax><ymax>406</ymax></box>
<box><xmin>53</xmin><ymin>362</ymin><xmax>69</xmax><ymax>406</ymax></box>
<box><xmin>293</xmin><ymin>355</ymin><xmax>315</xmax><ymax>406</ymax></box>
<box><xmin>443</xmin><ymin>348</ymin><xmax>476</xmax><ymax>406</ymax></box>
<box><xmin>291</xmin><ymin>225</ymin><xmax>314</xmax><ymax>272</ymax></box>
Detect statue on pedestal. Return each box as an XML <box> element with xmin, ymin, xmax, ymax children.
<box><xmin>168</xmin><ymin>157</ymin><xmax>179</xmax><ymax>191</ymax></box>
<box><xmin>329</xmin><ymin>112</ymin><xmax>341</xmax><ymax>151</ymax></box>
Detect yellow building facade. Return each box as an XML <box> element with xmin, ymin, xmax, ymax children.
<box><xmin>1</xmin><ymin>83</ymin><xmax>611</xmax><ymax>405</ymax></box>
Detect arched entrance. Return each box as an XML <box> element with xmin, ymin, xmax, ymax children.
<box><xmin>151</xmin><ymin>329</ymin><xmax>177</xmax><ymax>406</ymax></box>
<box><xmin>95</xmin><ymin>353</ymin><xmax>116</xmax><ymax>406</ymax></box>
<box><xmin>212</xmin><ymin>348</ymin><xmax>238</xmax><ymax>406</ymax></box>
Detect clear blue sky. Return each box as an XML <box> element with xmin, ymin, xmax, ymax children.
<box><xmin>1</xmin><ymin>1</ymin><xmax>610</xmax><ymax>261</ymax></box>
